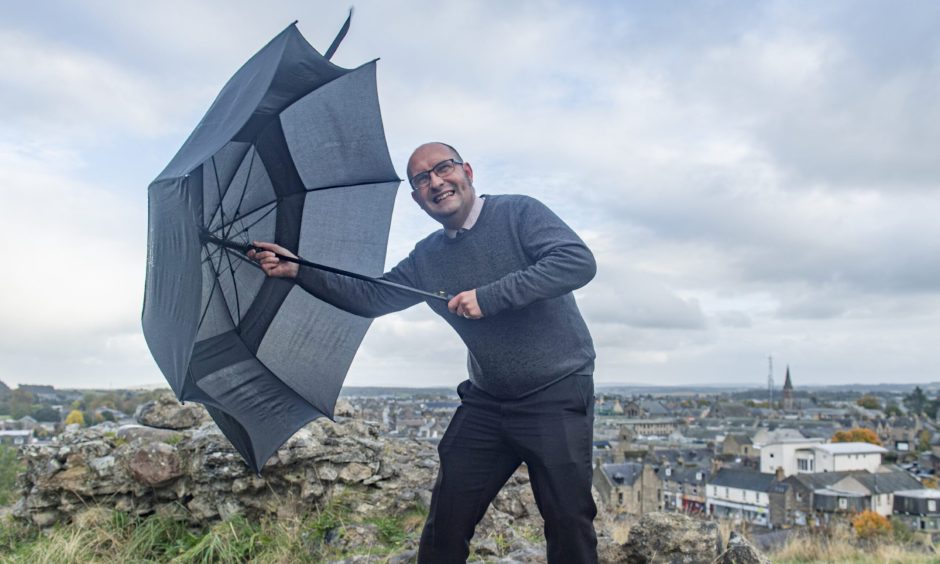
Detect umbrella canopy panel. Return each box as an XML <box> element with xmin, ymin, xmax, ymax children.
<box><xmin>143</xmin><ymin>24</ymin><xmax>400</xmax><ymax>473</ymax></box>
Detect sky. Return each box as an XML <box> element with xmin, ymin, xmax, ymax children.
<box><xmin>1</xmin><ymin>1</ymin><xmax>939</xmax><ymax>390</ymax></box>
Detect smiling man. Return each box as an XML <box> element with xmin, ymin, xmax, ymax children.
<box><xmin>250</xmin><ymin>142</ymin><xmax>598</xmax><ymax>563</ymax></box>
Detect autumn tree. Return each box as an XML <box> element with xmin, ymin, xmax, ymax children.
<box><xmin>832</xmin><ymin>428</ymin><xmax>882</xmax><ymax>445</ymax></box>
<box><xmin>856</xmin><ymin>395</ymin><xmax>880</xmax><ymax>410</ymax></box>
<box><xmin>64</xmin><ymin>410</ymin><xmax>85</xmax><ymax>426</ymax></box>
<box><xmin>852</xmin><ymin>510</ymin><xmax>892</xmax><ymax>541</ymax></box>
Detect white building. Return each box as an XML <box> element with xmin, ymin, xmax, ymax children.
<box><xmin>812</xmin><ymin>443</ymin><xmax>885</xmax><ymax>473</ymax></box>
<box><xmin>760</xmin><ymin>438</ymin><xmax>825</xmax><ymax>476</ymax></box>
<box><xmin>760</xmin><ymin>440</ymin><xmax>885</xmax><ymax>477</ymax></box>
<box><xmin>706</xmin><ymin>468</ymin><xmax>788</xmax><ymax>527</ymax></box>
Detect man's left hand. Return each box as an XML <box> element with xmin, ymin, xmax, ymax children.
<box><xmin>448</xmin><ymin>290</ymin><xmax>483</xmax><ymax>320</ymax></box>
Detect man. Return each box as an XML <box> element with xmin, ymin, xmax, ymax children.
<box><xmin>250</xmin><ymin>142</ymin><xmax>598</xmax><ymax>563</ymax></box>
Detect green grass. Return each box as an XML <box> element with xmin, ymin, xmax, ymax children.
<box><xmin>0</xmin><ymin>445</ymin><xmax>24</xmax><ymax>505</ymax></box>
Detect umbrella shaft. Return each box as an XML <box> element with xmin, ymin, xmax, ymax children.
<box><xmin>204</xmin><ymin>234</ymin><xmax>450</xmax><ymax>302</ymax></box>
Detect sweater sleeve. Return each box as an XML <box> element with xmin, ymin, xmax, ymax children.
<box><xmin>295</xmin><ymin>251</ymin><xmax>424</xmax><ymax>318</ymax></box>
<box><xmin>474</xmin><ymin>197</ymin><xmax>596</xmax><ymax>316</ymax></box>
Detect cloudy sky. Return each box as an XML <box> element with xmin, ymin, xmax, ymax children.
<box><xmin>2</xmin><ymin>1</ymin><xmax>938</xmax><ymax>390</ymax></box>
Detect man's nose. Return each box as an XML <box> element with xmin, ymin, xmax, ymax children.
<box><xmin>428</xmin><ymin>170</ymin><xmax>446</xmax><ymax>189</ymax></box>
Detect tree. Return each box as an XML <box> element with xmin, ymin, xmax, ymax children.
<box><xmin>918</xmin><ymin>429</ymin><xmax>932</xmax><ymax>452</ymax></box>
<box><xmin>832</xmin><ymin>428</ymin><xmax>882</xmax><ymax>445</ymax></box>
<box><xmin>852</xmin><ymin>510</ymin><xmax>892</xmax><ymax>541</ymax></box>
<box><xmin>31</xmin><ymin>405</ymin><xmax>60</xmax><ymax>422</ymax></box>
<box><xmin>884</xmin><ymin>402</ymin><xmax>902</xmax><ymax>417</ymax></box>
<box><xmin>64</xmin><ymin>410</ymin><xmax>85</xmax><ymax>426</ymax></box>
<box><xmin>9</xmin><ymin>389</ymin><xmax>35</xmax><ymax>420</ymax></box>
<box><xmin>856</xmin><ymin>395</ymin><xmax>880</xmax><ymax>410</ymax></box>
<box><xmin>904</xmin><ymin>386</ymin><xmax>928</xmax><ymax>416</ymax></box>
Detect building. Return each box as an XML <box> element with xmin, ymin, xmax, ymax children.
<box><xmin>760</xmin><ymin>440</ymin><xmax>885</xmax><ymax>477</ymax></box>
<box><xmin>661</xmin><ymin>466</ymin><xmax>709</xmax><ymax>514</ymax></box>
<box><xmin>706</xmin><ymin>468</ymin><xmax>789</xmax><ymax>528</ymax></box>
<box><xmin>786</xmin><ymin>468</ymin><xmax>923</xmax><ymax>524</ymax></box>
<box><xmin>894</xmin><ymin>489</ymin><xmax>940</xmax><ymax>532</ymax></box>
<box><xmin>0</xmin><ymin>429</ymin><xmax>33</xmax><ymax>446</ymax></box>
<box><xmin>593</xmin><ymin>462</ymin><xmax>662</xmax><ymax>515</ymax></box>
<box><xmin>721</xmin><ymin>434</ymin><xmax>755</xmax><ymax>458</ymax></box>
<box><xmin>782</xmin><ymin>366</ymin><xmax>794</xmax><ymax>411</ymax></box>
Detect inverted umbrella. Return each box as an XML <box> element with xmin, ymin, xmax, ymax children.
<box><xmin>142</xmin><ymin>18</ymin><xmax>424</xmax><ymax>474</ymax></box>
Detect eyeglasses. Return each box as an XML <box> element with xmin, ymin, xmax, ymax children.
<box><xmin>409</xmin><ymin>159</ymin><xmax>463</xmax><ymax>191</ymax></box>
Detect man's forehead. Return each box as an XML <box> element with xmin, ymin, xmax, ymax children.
<box><xmin>407</xmin><ymin>143</ymin><xmax>457</xmax><ymax>173</ymax></box>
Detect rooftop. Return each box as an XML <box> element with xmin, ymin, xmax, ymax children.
<box><xmin>813</xmin><ymin>443</ymin><xmax>887</xmax><ymax>455</ymax></box>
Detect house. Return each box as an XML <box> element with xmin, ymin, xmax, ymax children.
<box><xmin>786</xmin><ymin>468</ymin><xmax>923</xmax><ymax>524</ymax></box>
<box><xmin>706</xmin><ymin>468</ymin><xmax>790</xmax><ymax>528</ymax></box>
<box><xmin>0</xmin><ymin>429</ymin><xmax>33</xmax><ymax>447</ymax></box>
<box><xmin>722</xmin><ymin>434</ymin><xmax>755</xmax><ymax>458</ymax></box>
<box><xmin>661</xmin><ymin>466</ymin><xmax>709</xmax><ymax>514</ymax></box>
<box><xmin>893</xmin><ymin>489</ymin><xmax>940</xmax><ymax>532</ymax></box>
<box><xmin>593</xmin><ymin>462</ymin><xmax>662</xmax><ymax>515</ymax></box>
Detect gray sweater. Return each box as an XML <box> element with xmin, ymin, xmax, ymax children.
<box><xmin>296</xmin><ymin>194</ymin><xmax>596</xmax><ymax>398</ymax></box>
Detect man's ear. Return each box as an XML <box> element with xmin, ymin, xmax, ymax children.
<box><xmin>411</xmin><ymin>189</ymin><xmax>422</xmax><ymax>207</ymax></box>
<box><xmin>463</xmin><ymin>161</ymin><xmax>474</xmax><ymax>183</ymax></box>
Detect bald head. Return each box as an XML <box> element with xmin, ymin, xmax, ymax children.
<box><xmin>407</xmin><ymin>142</ymin><xmax>463</xmax><ymax>179</ymax></box>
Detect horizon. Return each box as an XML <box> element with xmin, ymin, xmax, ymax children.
<box><xmin>2</xmin><ymin>1</ymin><xmax>939</xmax><ymax>389</ymax></box>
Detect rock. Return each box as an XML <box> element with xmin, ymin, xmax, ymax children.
<box><xmin>135</xmin><ymin>394</ymin><xmax>207</xmax><ymax>429</ymax></box>
<box><xmin>621</xmin><ymin>512</ymin><xmax>722</xmax><ymax>564</ymax></box>
<box><xmin>31</xmin><ymin>511</ymin><xmax>59</xmax><ymax>527</ymax></box>
<box><xmin>720</xmin><ymin>531</ymin><xmax>770</xmax><ymax>564</ymax></box>
<box><xmin>339</xmin><ymin>462</ymin><xmax>373</xmax><ymax>483</ymax></box>
<box><xmin>117</xmin><ymin>424</ymin><xmax>184</xmax><ymax>444</ymax></box>
<box><xmin>128</xmin><ymin>442</ymin><xmax>183</xmax><ymax>486</ymax></box>
<box><xmin>334</xmin><ymin>398</ymin><xmax>357</xmax><ymax>417</ymax></box>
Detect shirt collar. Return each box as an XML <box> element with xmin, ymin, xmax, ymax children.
<box><xmin>445</xmin><ymin>196</ymin><xmax>485</xmax><ymax>238</ymax></box>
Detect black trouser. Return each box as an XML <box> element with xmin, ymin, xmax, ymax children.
<box><xmin>418</xmin><ymin>374</ymin><xmax>598</xmax><ymax>564</ymax></box>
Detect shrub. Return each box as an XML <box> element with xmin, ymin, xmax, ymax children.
<box><xmin>852</xmin><ymin>510</ymin><xmax>892</xmax><ymax>541</ymax></box>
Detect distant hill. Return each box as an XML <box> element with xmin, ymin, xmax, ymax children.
<box><xmin>0</xmin><ymin>379</ymin><xmax>10</xmax><ymax>399</ymax></box>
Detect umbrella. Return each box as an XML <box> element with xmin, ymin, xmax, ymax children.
<box><xmin>142</xmin><ymin>17</ymin><xmax>421</xmax><ymax>474</ymax></box>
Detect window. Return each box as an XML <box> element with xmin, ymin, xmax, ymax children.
<box><xmin>929</xmin><ymin>500</ymin><xmax>936</xmax><ymax>512</ymax></box>
<box><xmin>618</xmin><ymin>492</ymin><xmax>624</xmax><ymax>505</ymax></box>
<box><xmin>839</xmin><ymin>498</ymin><xmax>848</xmax><ymax>510</ymax></box>
<box><xmin>725</xmin><ymin>487</ymin><xmax>730</xmax><ymax>497</ymax></box>
<box><xmin>637</xmin><ymin>491</ymin><xmax>641</xmax><ymax>502</ymax></box>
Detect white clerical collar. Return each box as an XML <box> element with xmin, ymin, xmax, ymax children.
<box><xmin>445</xmin><ymin>196</ymin><xmax>485</xmax><ymax>238</ymax></box>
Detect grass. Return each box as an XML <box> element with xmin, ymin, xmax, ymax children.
<box><xmin>0</xmin><ymin>497</ymin><xmax>429</xmax><ymax>563</ymax></box>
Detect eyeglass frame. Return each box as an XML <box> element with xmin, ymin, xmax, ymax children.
<box><xmin>408</xmin><ymin>158</ymin><xmax>464</xmax><ymax>191</ymax></box>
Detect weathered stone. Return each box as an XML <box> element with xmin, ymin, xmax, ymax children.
<box><xmin>31</xmin><ymin>511</ymin><xmax>60</xmax><ymax>527</ymax></box>
<box><xmin>128</xmin><ymin>442</ymin><xmax>183</xmax><ymax>486</ymax></box>
<box><xmin>334</xmin><ymin>398</ymin><xmax>357</xmax><ymax>417</ymax></box>
<box><xmin>720</xmin><ymin>531</ymin><xmax>771</xmax><ymax>564</ymax></box>
<box><xmin>622</xmin><ymin>512</ymin><xmax>723</xmax><ymax>564</ymax></box>
<box><xmin>135</xmin><ymin>394</ymin><xmax>208</xmax><ymax>430</ymax></box>
<box><xmin>339</xmin><ymin>462</ymin><xmax>373</xmax><ymax>483</ymax></box>
<box><xmin>117</xmin><ymin>424</ymin><xmax>184</xmax><ymax>444</ymax></box>
<box><xmin>89</xmin><ymin>455</ymin><xmax>116</xmax><ymax>477</ymax></box>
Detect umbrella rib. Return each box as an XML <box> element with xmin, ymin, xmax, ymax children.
<box><xmin>217</xmin><ymin>204</ymin><xmax>278</xmax><ymax>244</ymax></box>
<box><xmin>200</xmin><ymin>245</ymin><xmax>239</xmax><ymax>332</ymax></box>
<box><xmin>210</xmin><ymin>155</ymin><xmax>227</xmax><ymax>232</ymax></box>
<box><xmin>222</xmin><ymin>243</ymin><xmax>243</xmax><ymax>323</ymax></box>
<box><xmin>213</xmin><ymin>200</ymin><xmax>276</xmax><ymax>235</ymax></box>
<box><xmin>210</xmin><ymin>176</ymin><xmax>400</xmax><ymax>235</ymax></box>
<box><xmin>223</xmin><ymin>147</ymin><xmax>257</xmax><ymax>241</ymax></box>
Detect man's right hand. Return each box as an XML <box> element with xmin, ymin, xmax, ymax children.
<box><xmin>248</xmin><ymin>241</ymin><xmax>300</xmax><ymax>279</ymax></box>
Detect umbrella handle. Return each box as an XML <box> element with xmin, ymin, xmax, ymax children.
<box><xmin>203</xmin><ymin>234</ymin><xmax>452</xmax><ymax>302</ymax></box>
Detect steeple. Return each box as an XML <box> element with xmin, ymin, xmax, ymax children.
<box><xmin>782</xmin><ymin>366</ymin><xmax>794</xmax><ymax>411</ymax></box>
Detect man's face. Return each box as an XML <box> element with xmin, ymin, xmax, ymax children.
<box><xmin>408</xmin><ymin>144</ymin><xmax>475</xmax><ymax>229</ymax></box>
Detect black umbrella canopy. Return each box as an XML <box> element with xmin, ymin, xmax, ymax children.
<box><xmin>142</xmin><ymin>21</ymin><xmax>400</xmax><ymax>473</ymax></box>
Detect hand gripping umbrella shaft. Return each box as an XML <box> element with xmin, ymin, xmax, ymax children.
<box><xmin>203</xmin><ymin>234</ymin><xmax>451</xmax><ymax>302</ymax></box>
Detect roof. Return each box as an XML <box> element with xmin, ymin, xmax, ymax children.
<box><xmin>710</xmin><ymin>468</ymin><xmax>779</xmax><ymax>492</ymax></box>
<box><xmin>813</xmin><ymin>443</ymin><xmax>887</xmax><ymax>455</ymax></box>
<box><xmin>601</xmin><ymin>462</ymin><xmax>647</xmax><ymax>486</ymax></box>
<box><xmin>725</xmin><ymin>434</ymin><xmax>753</xmax><ymax>445</ymax></box>
<box><xmin>894</xmin><ymin>489</ymin><xmax>940</xmax><ymax>499</ymax></box>
<box><xmin>850</xmin><ymin>470</ymin><xmax>922</xmax><ymax>494</ymax></box>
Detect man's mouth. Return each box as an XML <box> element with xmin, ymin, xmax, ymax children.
<box><xmin>433</xmin><ymin>190</ymin><xmax>455</xmax><ymax>204</ymax></box>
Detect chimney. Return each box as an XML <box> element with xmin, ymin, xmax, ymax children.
<box><xmin>775</xmin><ymin>466</ymin><xmax>786</xmax><ymax>481</ymax></box>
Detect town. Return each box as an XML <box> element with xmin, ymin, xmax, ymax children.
<box><xmin>3</xmin><ymin>369</ymin><xmax>940</xmax><ymax>539</ymax></box>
